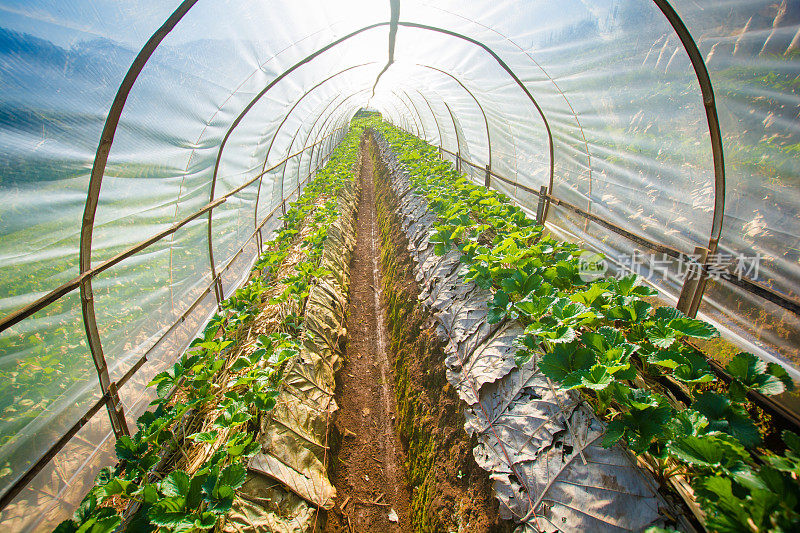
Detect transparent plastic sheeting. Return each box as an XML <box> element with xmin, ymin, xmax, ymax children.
<box><xmin>0</xmin><ymin>0</ymin><xmax>798</xmax><ymax>529</ymax></box>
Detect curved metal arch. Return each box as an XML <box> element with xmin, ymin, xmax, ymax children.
<box><xmin>389</xmin><ymin>96</ymin><xmax>417</xmax><ymax>135</ymax></box>
<box><xmin>307</xmin><ymin>112</ymin><xmax>346</xmax><ymax>176</ymax></box>
<box><xmin>305</xmin><ymin>99</ymin><xmax>348</xmax><ymax>171</ymax></box>
<box><xmin>393</xmin><ymin>89</ymin><xmax>428</xmax><ymax>139</ymax></box>
<box><xmin>309</xmin><ymin>90</ymin><xmax>370</xmax><ymax>150</ymax></box>
<box><xmin>401</xmin><ymin>104</ymin><xmax>416</xmax><ymax>135</ymax></box>
<box><xmin>210</xmin><ymin>21</ymin><xmax>557</xmax><ymax>225</ymax></box>
<box><xmin>314</xmin><ymin>125</ymin><xmax>337</xmax><ymax>172</ymax></box>
<box><xmin>390</xmin><ymin>92</ymin><xmax>423</xmax><ymax>137</ymax></box>
<box><xmin>169</xmin><ymin>24</ymin><xmax>346</xmax><ymax>289</ymax></box>
<box><xmin>423</xmin><ymin>1</ymin><xmax>724</xmax><ymax>256</ymax></box>
<box><xmin>295</xmin><ymin>105</ymin><xmax>353</xmax><ymax>188</ymax></box>
<box><xmin>278</xmin><ymin>94</ymin><xmax>348</xmax><ymax>209</ymax></box>
<box><xmin>379</xmin><ymin>98</ymin><xmax>408</xmax><ymax>134</ymax></box>
<box><xmin>206</xmin><ymin>23</ymin><xmax>387</xmax><ymax>298</ymax></box>
<box><xmin>371</xmin><ymin>96</ymin><xmax>405</xmax><ymax>133</ymax></box>
<box><xmin>386</xmin><ymin>107</ymin><xmax>409</xmax><ymax>134</ymax></box>
<box><xmin>421</xmin><ymin>3</ymin><xmax>591</xmax><ymax>211</ymax></box>
<box><xmin>280</xmin><ymin>94</ymin><xmax>341</xmax><ymax>209</ymax></box>
<box><xmin>377</xmin><ymin>93</ymin><xmax>420</xmax><ymax>137</ymax></box>
<box><xmin>307</xmin><ymin>96</ymin><xmax>371</xmax><ymax>178</ymax></box>
<box><xmin>275</xmin><ymin>123</ymin><xmax>312</xmax><ymax>213</ymax></box>
<box><xmin>79</xmin><ymin>0</ymin><xmax>199</xmax><ymax>437</ymax></box>
<box><xmin>290</xmin><ymin>90</ymin><xmax>371</xmax><ymax>194</ymax></box>
<box><xmin>74</xmin><ymin>17</ymin><xmax>564</xmax><ymax>426</ymax></box>
<box><xmin>398</xmin><ymin>89</ymin><xmax>431</xmax><ymax>140</ymax></box>
<box><xmin>405</xmin><ymin>81</ymin><xmax>489</xmax><ymax>163</ymax></box>
<box><xmin>395</xmin><ymin>21</ymin><xmax>554</xmax><ymax>218</ymax></box>
<box><xmin>314</xmin><ymin>108</ymin><xmax>359</xmax><ymax>170</ymax></box>
<box><xmin>390</xmin><ymin>89</ymin><xmax>428</xmax><ymax>139</ymax></box>
<box><xmin>301</xmin><ymin>89</ymin><xmax>372</xmax><ymax>179</ymax></box>
<box><xmin>252</xmin><ymin>62</ymin><xmax>376</xmax><ymax>228</ymax></box>
<box><xmin>287</xmin><ymin>95</ymin><xmax>345</xmax><ymax>187</ymax></box>
<box><xmin>412</xmin><ymin>88</ymin><xmax>445</xmax><ymax>148</ymax></box>
<box><xmin>413</xmin><ymin>63</ymin><xmax>492</xmax><ymax>169</ymax></box>
<box><xmin>653</xmin><ymin>0</ymin><xmax>725</xmax><ymax>257</ymax></box>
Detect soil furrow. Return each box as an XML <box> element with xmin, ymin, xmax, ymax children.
<box><xmin>324</xmin><ymin>140</ymin><xmax>413</xmax><ymax>532</ymax></box>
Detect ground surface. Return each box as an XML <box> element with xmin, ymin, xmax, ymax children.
<box><xmin>324</xmin><ymin>142</ymin><xmax>413</xmax><ymax>533</ymax></box>
<box><xmin>372</xmin><ymin>136</ymin><xmax>511</xmax><ymax>533</ymax></box>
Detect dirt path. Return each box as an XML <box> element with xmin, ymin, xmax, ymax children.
<box><xmin>325</xmin><ymin>141</ymin><xmax>413</xmax><ymax>532</ymax></box>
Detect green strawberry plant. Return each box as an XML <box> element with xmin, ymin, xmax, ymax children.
<box><xmin>57</xmin><ymin>118</ymin><xmax>367</xmax><ymax>533</ymax></box>
<box><xmin>373</xmin><ymin>120</ymin><xmax>799</xmax><ymax>532</ymax></box>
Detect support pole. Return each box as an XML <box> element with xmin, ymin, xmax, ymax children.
<box><xmin>677</xmin><ymin>246</ymin><xmax>709</xmax><ymax>316</ymax></box>
<box><xmin>688</xmin><ymin>251</ymin><xmax>712</xmax><ymax>318</ymax></box>
<box><xmin>535</xmin><ymin>185</ymin><xmax>549</xmax><ymax>225</ymax></box>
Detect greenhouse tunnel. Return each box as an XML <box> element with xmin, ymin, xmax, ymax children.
<box><xmin>1</xmin><ymin>0</ymin><xmax>800</xmax><ymax>531</ymax></box>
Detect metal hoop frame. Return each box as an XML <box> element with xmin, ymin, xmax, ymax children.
<box><xmin>0</xmin><ymin>0</ymin><xmax>733</xmax><ymax>513</ymax></box>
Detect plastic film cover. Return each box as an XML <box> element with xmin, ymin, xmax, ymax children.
<box><xmin>1</xmin><ymin>0</ymin><xmax>799</xmax><ymax>528</ymax></box>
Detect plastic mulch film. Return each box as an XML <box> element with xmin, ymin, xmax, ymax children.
<box><xmin>1</xmin><ymin>0</ymin><xmax>799</xmax><ymax>528</ymax></box>
<box><xmin>222</xmin><ymin>474</ymin><xmax>318</xmax><ymax>533</ymax></box>
<box><xmin>374</xmin><ymin>132</ymin><xmax>675</xmax><ymax>532</ymax></box>
<box><xmin>246</xmin><ymin>169</ymin><xmax>359</xmax><ymax>521</ymax></box>
<box><xmin>0</xmin><ymin>2</ymin><xmax>370</xmax><ymax>524</ymax></box>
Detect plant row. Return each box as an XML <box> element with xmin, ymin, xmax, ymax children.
<box><xmin>55</xmin><ymin>124</ymin><xmax>365</xmax><ymax>533</ymax></box>
<box><xmin>369</xmin><ymin>118</ymin><xmax>799</xmax><ymax>533</ymax></box>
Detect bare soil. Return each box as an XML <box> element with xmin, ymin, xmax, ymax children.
<box><xmin>324</xmin><ymin>140</ymin><xmax>414</xmax><ymax>533</ymax></box>
<box><xmin>325</xmin><ymin>134</ymin><xmax>509</xmax><ymax>533</ymax></box>
<box><xmin>370</xmin><ymin>136</ymin><xmax>511</xmax><ymax>533</ymax></box>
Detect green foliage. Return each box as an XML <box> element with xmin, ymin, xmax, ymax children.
<box><xmin>58</xmin><ymin>117</ymin><xmax>365</xmax><ymax>533</ymax></box>
<box><xmin>693</xmin><ymin>391</ymin><xmax>761</xmax><ymax>448</ymax></box>
<box><xmin>373</xmin><ymin>119</ymin><xmax>800</xmax><ymax>533</ymax></box>
<box><xmin>537</xmin><ymin>342</ymin><xmax>594</xmax><ymax>384</ymax></box>
<box><xmin>726</xmin><ymin>352</ymin><xmax>793</xmax><ymax>400</ymax></box>
<box><xmin>53</xmin><ymin>482</ymin><xmax>122</xmax><ymax>533</ymax></box>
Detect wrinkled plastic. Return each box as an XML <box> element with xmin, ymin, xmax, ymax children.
<box><xmin>376</xmin><ymin>132</ymin><xmax>667</xmax><ymax>532</ymax></box>
<box><xmin>1</xmin><ymin>0</ymin><xmax>799</xmax><ymax>528</ymax></box>
<box><xmin>249</xmin><ymin>173</ymin><xmax>359</xmax><ymax>513</ymax></box>
<box><xmin>223</xmin><ymin>474</ymin><xmax>318</xmax><ymax>533</ymax></box>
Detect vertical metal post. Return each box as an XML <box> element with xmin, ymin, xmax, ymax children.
<box><xmin>677</xmin><ymin>246</ymin><xmax>709</xmax><ymax>316</ymax></box>
<box><xmin>535</xmin><ymin>185</ymin><xmax>549</xmax><ymax>225</ymax></box>
<box><xmin>456</xmin><ymin>151</ymin><xmax>461</xmax><ymax>173</ymax></box>
<box><xmin>689</xmin><ymin>248</ymin><xmax>711</xmax><ymax>318</ymax></box>
<box><xmin>484</xmin><ymin>164</ymin><xmax>491</xmax><ymax>188</ymax></box>
<box><xmin>213</xmin><ymin>275</ymin><xmax>224</xmax><ymax>308</ymax></box>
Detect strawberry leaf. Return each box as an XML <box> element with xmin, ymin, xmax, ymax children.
<box><xmin>668</xmin><ymin>317</ymin><xmax>718</xmax><ymax>339</ymax></box>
